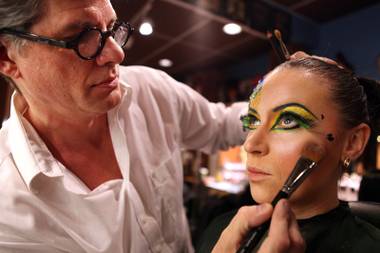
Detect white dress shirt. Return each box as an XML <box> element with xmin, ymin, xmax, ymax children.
<box><xmin>0</xmin><ymin>66</ymin><xmax>247</xmax><ymax>253</ymax></box>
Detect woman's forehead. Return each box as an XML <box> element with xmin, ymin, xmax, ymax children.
<box><xmin>250</xmin><ymin>67</ymin><xmax>331</xmax><ymax>113</ymax></box>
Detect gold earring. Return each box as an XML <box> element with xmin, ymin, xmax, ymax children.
<box><xmin>343</xmin><ymin>158</ymin><xmax>351</xmax><ymax>168</ymax></box>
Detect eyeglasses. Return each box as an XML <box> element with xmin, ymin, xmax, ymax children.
<box><xmin>0</xmin><ymin>21</ymin><xmax>134</xmax><ymax>60</ymax></box>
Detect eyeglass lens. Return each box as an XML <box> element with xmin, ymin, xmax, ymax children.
<box><xmin>77</xmin><ymin>24</ymin><xmax>130</xmax><ymax>59</ymax></box>
<box><xmin>77</xmin><ymin>30</ymin><xmax>103</xmax><ymax>58</ymax></box>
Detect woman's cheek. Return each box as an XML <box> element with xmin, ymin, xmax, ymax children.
<box><xmin>271</xmin><ymin>138</ymin><xmax>303</xmax><ymax>181</ymax></box>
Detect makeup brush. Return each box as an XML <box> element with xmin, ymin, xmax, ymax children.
<box><xmin>236</xmin><ymin>144</ymin><xmax>325</xmax><ymax>253</ymax></box>
<box><xmin>267</xmin><ymin>29</ymin><xmax>291</xmax><ymax>63</ymax></box>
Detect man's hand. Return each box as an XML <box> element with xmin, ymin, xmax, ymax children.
<box><xmin>212</xmin><ymin>199</ymin><xmax>305</xmax><ymax>253</ymax></box>
<box><xmin>258</xmin><ymin>200</ymin><xmax>305</xmax><ymax>253</ymax></box>
<box><xmin>291</xmin><ymin>51</ymin><xmax>342</xmax><ymax>68</ymax></box>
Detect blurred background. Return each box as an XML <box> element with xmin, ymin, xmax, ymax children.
<box><xmin>1</xmin><ymin>0</ymin><xmax>380</xmax><ymax>246</ymax></box>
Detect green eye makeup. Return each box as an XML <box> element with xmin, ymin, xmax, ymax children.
<box><xmin>241</xmin><ymin>102</ymin><xmax>319</xmax><ymax>132</ymax></box>
<box><xmin>240</xmin><ymin>112</ymin><xmax>261</xmax><ymax>131</ymax></box>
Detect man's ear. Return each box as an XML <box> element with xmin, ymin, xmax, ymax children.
<box><xmin>341</xmin><ymin>123</ymin><xmax>371</xmax><ymax>161</ymax></box>
<box><xmin>0</xmin><ymin>39</ymin><xmax>21</xmax><ymax>79</ymax></box>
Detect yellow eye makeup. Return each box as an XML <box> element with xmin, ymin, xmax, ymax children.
<box><xmin>270</xmin><ymin>103</ymin><xmax>318</xmax><ymax>131</ymax></box>
<box><xmin>241</xmin><ymin>80</ymin><xmax>265</xmax><ymax>131</ymax></box>
<box><xmin>249</xmin><ymin>85</ymin><xmax>263</xmax><ymax>110</ymax></box>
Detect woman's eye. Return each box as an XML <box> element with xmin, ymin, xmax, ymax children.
<box><xmin>240</xmin><ymin>114</ymin><xmax>261</xmax><ymax>131</ymax></box>
<box><xmin>276</xmin><ymin>114</ymin><xmax>299</xmax><ymax>129</ymax></box>
<box><xmin>273</xmin><ymin>112</ymin><xmax>315</xmax><ymax>130</ymax></box>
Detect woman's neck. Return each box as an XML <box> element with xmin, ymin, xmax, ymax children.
<box><xmin>290</xmin><ymin>185</ymin><xmax>340</xmax><ymax>219</ymax></box>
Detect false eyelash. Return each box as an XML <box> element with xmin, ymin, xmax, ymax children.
<box><xmin>272</xmin><ymin>111</ymin><xmax>315</xmax><ymax>130</ymax></box>
<box><xmin>240</xmin><ymin>114</ymin><xmax>260</xmax><ymax>131</ymax></box>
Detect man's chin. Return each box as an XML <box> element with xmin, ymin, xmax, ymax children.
<box><xmin>106</xmin><ymin>90</ymin><xmax>122</xmax><ymax>109</ymax></box>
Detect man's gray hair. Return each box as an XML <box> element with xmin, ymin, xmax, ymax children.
<box><xmin>0</xmin><ymin>0</ymin><xmax>43</xmax><ymax>89</ymax></box>
<box><xmin>0</xmin><ymin>0</ymin><xmax>42</xmax><ymax>29</ymax></box>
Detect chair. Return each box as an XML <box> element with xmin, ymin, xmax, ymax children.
<box><xmin>349</xmin><ymin>201</ymin><xmax>380</xmax><ymax>229</ymax></box>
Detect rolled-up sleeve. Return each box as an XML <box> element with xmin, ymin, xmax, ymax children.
<box><xmin>155</xmin><ymin>68</ymin><xmax>248</xmax><ymax>153</ymax></box>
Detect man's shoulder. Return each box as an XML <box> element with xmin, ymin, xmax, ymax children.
<box><xmin>0</xmin><ymin>124</ymin><xmax>11</xmax><ymax>164</ymax></box>
<box><xmin>119</xmin><ymin>65</ymin><xmax>169</xmax><ymax>82</ymax></box>
<box><xmin>0</xmin><ymin>123</ymin><xmax>23</xmax><ymax>188</ymax></box>
<box><xmin>119</xmin><ymin>65</ymin><xmax>183</xmax><ymax>100</ymax></box>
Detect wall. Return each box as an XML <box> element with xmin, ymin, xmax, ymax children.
<box><xmin>225</xmin><ymin>3</ymin><xmax>380</xmax><ymax>81</ymax></box>
<box><xmin>314</xmin><ymin>2</ymin><xmax>380</xmax><ymax>80</ymax></box>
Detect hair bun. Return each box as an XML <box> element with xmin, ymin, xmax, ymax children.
<box><xmin>357</xmin><ymin>77</ymin><xmax>380</xmax><ymax>128</ymax></box>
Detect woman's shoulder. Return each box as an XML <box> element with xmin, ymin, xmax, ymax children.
<box><xmin>351</xmin><ymin>215</ymin><xmax>380</xmax><ymax>244</ymax></box>
<box><xmin>195</xmin><ymin>210</ymin><xmax>237</xmax><ymax>253</ymax></box>
<box><xmin>339</xmin><ymin>207</ymin><xmax>380</xmax><ymax>252</ymax></box>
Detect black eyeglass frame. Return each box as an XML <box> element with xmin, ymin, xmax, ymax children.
<box><xmin>0</xmin><ymin>21</ymin><xmax>134</xmax><ymax>60</ymax></box>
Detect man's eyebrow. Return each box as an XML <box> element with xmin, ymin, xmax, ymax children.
<box><xmin>59</xmin><ymin>21</ymin><xmax>93</xmax><ymax>34</ymax></box>
<box><xmin>57</xmin><ymin>17</ymin><xmax>118</xmax><ymax>36</ymax></box>
<box><xmin>272</xmin><ymin>102</ymin><xmax>317</xmax><ymax>117</ymax></box>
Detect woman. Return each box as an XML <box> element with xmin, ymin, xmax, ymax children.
<box><xmin>197</xmin><ymin>57</ymin><xmax>380</xmax><ymax>252</ymax></box>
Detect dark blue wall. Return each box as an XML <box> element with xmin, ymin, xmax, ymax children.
<box><xmin>226</xmin><ymin>3</ymin><xmax>380</xmax><ymax>81</ymax></box>
<box><xmin>313</xmin><ymin>2</ymin><xmax>380</xmax><ymax>80</ymax></box>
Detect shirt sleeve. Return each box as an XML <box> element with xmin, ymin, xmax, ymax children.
<box><xmin>0</xmin><ymin>234</ymin><xmax>68</xmax><ymax>253</ymax></box>
<box><xmin>152</xmin><ymin>68</ymin><xmax>249</xmax><ymax>154</ymax></box>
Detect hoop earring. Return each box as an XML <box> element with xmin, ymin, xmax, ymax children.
<box><xmin>343</xmin><ymin>158</ymin><xmax>351</xmax><ymax>168</ymax></box>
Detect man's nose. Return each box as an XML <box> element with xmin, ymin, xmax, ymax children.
<box><xmin>96</xmin><ymin>36</ymin><xmax>125</xmax><ymax>65</ymax></box>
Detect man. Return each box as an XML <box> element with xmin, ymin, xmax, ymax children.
<box><xmin>0</xmin><ymin>0</ymin><xmax>303</xmax><ymax>252</ymax></box>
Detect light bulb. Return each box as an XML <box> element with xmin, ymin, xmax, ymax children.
<box><xmin>158</xmin><ymin>59</ymin><xmax>173</xmax><ymax>68</ymax></box>
<box><xmin>223</xmin><ymin>23</ymin><xmax>242</xmax><ymax>35</ymax></box>
<box><xmin>139</xmin><ymin>22</ymin><xmax>153</xmax><ymax>36</ymax></box>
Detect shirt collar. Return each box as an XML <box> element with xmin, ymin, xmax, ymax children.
<box><xmin>8</xmin><ymin>92</ymin><xmax>47</xmax><ymax>191</ymax></box>
<box><xmin>7</xmin><ymin>81</ymin><xmax>132</xmax><ymax>191</ymax></box>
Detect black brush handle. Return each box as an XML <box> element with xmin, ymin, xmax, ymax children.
<box><xmin>236</xmin><ymin>191</ymin><xmax>288</xmax><ymax>253</ymax></box>
<box><xmin>268</xmin><ymin>36</ymin><xmax>288</xmax><ymax>63</ymax></box>
<box><xmin>267</xmin><ymin>30</ymin><xmax>290</xmax><ymax>63</ymax></box>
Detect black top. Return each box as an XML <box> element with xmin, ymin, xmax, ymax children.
<box><xmin>196</xmin><ymin>202</ymin><xmax>380</xmax><ymax>253</ymax></box>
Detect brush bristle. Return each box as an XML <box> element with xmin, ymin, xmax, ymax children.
<box><xmin>274</xmin><ymin>29</ymin><xmax>282</xmax><ymax>39</ymax></box>
<box><xmin>301</xmin><ymin>144</ymin><xmax>325</xmax><ymax>162</ymax></box>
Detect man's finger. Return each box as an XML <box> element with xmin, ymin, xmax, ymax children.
<box><xmin>267</xmin><ymin>199</ymin><xmax>292</xmax><ymax>252</ymax></box>
<box><xmin>258</xmin><ymin>199</ymin><xmax>304</xmax><ymax>253</ymax></box>
<box><xmin>288</xmin><ymin>210</ymin><xmax>306</xmax><ymax>253</ymax></box>
<box><xmin>290</xmin><ymin>51</ymin><xmax>310</xmax><ymax>59</ymax></box>
<box><xmin>212</xmin><ymin>204</ymin><xmax>273</xmax><ymax>253</ymax></box>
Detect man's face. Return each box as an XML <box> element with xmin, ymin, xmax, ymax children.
<box><xmin>243</xmin><ymin>67</ymin><xmax>346</xmax><ymax>208</ymax></box>
<box><xmin>13</xmin><ymin>0</ymin><xmax>125</xmax><ymax>118</ymax></box>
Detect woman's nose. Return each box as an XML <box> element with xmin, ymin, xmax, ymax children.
<box><xmin>244</xmin><ymin>128</ymin><xmax>269</xmax><ymax>156</ymax></box>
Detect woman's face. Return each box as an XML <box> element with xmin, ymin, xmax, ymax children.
<box><xmin>243</xmin><ymin>67</ymin><xmax>346</xmax><ymax>208</ymax></box>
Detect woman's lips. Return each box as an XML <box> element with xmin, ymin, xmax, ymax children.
<box><xmin>247</xmin><ymin>167</ymin><xmax>271</xmax><ymax>182</ymax></box>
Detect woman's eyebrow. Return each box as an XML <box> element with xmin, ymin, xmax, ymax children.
<box><xmin>248</xmin><ymin>108</ymin><xmax>259</xmax><ymax>115</ymax></box>
<box><xmin>272</xmin><ymin>102</ymin><xmax>318</xmax><ymax>118</ymax></box>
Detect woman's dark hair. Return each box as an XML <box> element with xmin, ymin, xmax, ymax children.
<box><xmin>280</xmin><ymin>58</ymin><xmax>380</xmax><ymax>130</ymax></box>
